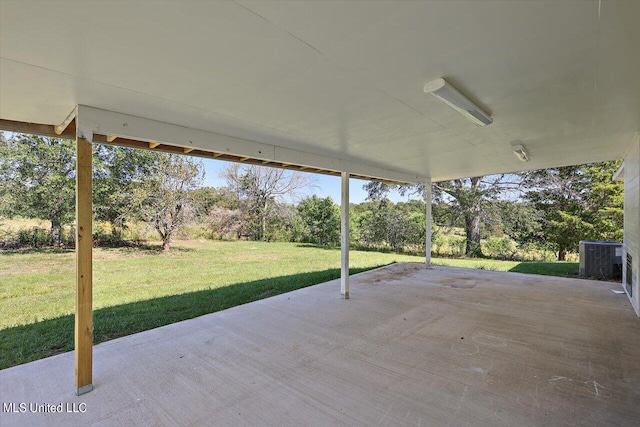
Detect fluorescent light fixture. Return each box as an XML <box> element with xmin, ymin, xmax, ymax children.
<box><xmin>423</xmin><ymin>78</ymin><xmax>492</xmax><ymax>126</ymax></box>
<box><xmin>511</xmin><ymin>144</ymin><xmax>530</xmax><ymax>162</ymax></box>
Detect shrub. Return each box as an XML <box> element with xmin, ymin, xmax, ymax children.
<box><xmin>17</xmin><ymin>227</ymin><xmax>53</xmax><ymax>247</ymax></box>
<box><xmin>484</xmin><ymin>236</ymin><xmax>516</xmax><ymax>260</ymax></box>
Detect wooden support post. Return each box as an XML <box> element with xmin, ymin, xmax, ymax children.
<box><xmin>75</xmin><ymin>136</ymin><xmax>93</xmax><ymax>395</ymax></box>
<box><xmin>341</xmin><ymin>171</ymin><xmax>350</xmax><ymax>299</ymax></box>
<box><xmin>425</xmin><ymin>180</ymin><xmax>432</xmax><ymax>266</ymax></box>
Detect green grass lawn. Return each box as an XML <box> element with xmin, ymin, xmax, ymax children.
<box><xmin>432</xmin><ymin>257</ymin><xmax>579</xmax><ymax>277</ymax></box>
<box><xmin>0</xmin><ymin>240</ymin><xmax>424</xmax><ymax>369</ymax></box>
<box><xmin>0</xmin><ymin>240</ymin><xmax>580</xmax><ymax>369</ymax></box>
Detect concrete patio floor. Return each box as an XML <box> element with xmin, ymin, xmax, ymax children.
<box><xmin>1</xmin><ymin>263</ymin><xmax>639</xmax><ymax>426</ymax></box>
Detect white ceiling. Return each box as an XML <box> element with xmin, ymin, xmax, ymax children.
<box><xmin>1</xmin><ymin>0</ymin><xmax>638</xmax><ymax>181</ymax></box>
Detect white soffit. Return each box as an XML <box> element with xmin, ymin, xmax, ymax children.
<box><xmin>0</xmin><ymin>0</ymin><xmax>638</xmax><ymax>182</ymax></box>
<box><xmin>75</xmin><ymin>105</ymin><xmax>425</xmax><ymax>185</ymax></box>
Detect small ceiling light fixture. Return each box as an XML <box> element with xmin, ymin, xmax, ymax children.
<box><xmin>423</xmin><ymin>78</ymin><xmax>492</xmax><ymax>126</ymax></box>
<box><xmin>511</xmin><ymin>143</ymin><xmax>530</xmax><ymax>162</ymax></box>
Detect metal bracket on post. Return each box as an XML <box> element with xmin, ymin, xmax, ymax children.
<box><xmin>76</xmin><ymin>114</ymin><xmax>94</xmax><ymax>144</ymax></box>
<box><xmin>76</xmin><ymin>384</ymin><xmax>94</xmax><ymax>396</ymax></box>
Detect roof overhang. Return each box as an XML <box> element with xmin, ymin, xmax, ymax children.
<box><xmin>0</xmin><ymin>106</ymin><xmax>426</xmax><ymax>185</ymax></box>
<box><xmin>1</xmin><ymin>1</ymin><xmax>638</xmax><ymax>182</ymax></box>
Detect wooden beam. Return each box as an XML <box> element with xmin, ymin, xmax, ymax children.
<box><xmin>75</xmin><ymin>136</ymin><xmax>93</xmax><ymax>395</ymax></box>
<box><xmin>54</xmin><ymin>107</ymin><xmax>77</xmax><ymax>135</ymax></box>
<box><xmin>0</xmin><ymin>118</ymin><xmax>76</xmax><ymax>139</ymax></box>
<box><xmin>3</xmin><ymin>113</ymin><xmax>420</xmax><ymax>184</ymax></box>
<box><xmin>97</xmin><ymin>133</ymin><xmax>402</xmax><ymax>184</ymax></box>
<box><xmin>77</xmin><ymin>106</ymin><xmax>428</xmax><ymax>184</ymax></box>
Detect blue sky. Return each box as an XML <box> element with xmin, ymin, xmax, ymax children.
<box><xmin>201</xmin><ymin>158</ymin><xmax>419</xmax><ymax>205</ymax></box>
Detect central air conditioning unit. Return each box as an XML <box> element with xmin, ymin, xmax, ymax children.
<box><xmin>579</xmin><ymin>241</ymin><xmax>623</xmax><ymax>280</ymax></box>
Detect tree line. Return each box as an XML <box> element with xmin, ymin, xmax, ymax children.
<box><xmin>0</xmin><ymin>133</ymin><xmax>623</xmax><ymax>260</ymax></box>
<box><xmin>365</xmin><ymin>161</ymin><xmax>622</xmax><ymax>260</ymax></box>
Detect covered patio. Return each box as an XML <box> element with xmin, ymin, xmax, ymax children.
<box><xmin>1</xmin><ymin>1</ymin><xmax>639</xmax><ymax>423</ymax></box>
<box><xmin>1</xmin><ymin>264</ymin><xmax>638</xmax><ymax>426</ymax></box>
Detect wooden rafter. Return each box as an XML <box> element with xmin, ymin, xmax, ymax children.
<box><xmin>148</xmin><ymin>142</ymin><xmax>160</xmax><ymax>149</ymax></box>
<box><xmin>54</xmin><ymin>107</ymin><xmax>77</xmax><ymax>135</ymax></box>
<box><xmin>183</xmin><ymin>147</ymin><xmax>194</xmax><ymax>154</ymax></box>
<box><xmin>0</xmin><ymin>118</ymin><xmax>76</xmax><ymax>139</ymax></box>
<box><xmin>106</xmin><ymin>136</ymin><xmax>118</xmax><ymax>142</ymax></box>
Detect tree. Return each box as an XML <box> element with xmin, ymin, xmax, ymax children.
<box><xmin>193</xmin><ymin>186</ymin><xmax>248</xmax><ymax>239</ymax></box>
<box><xmin>364</xmin><ymin>175</ymin><xmax>517</xmax><ymax>257</ymax></box>
<box><xmin>134</xmin><ymin>153</ymin><xmax>204</xmax><ymax>251</ymax></box>
<box><xmin>349</xmin><ymin>199</ymin><xmax>424</xmax><ymax>252</ymax></box>
<box><xmin>583</xmin><ymin>162</ymin><xmax>623</xmax><ymax>241</ymax></box>
<box><xmin>297</xmin><ymin>195</ymin><xmax>340</xmax><ymax>246</ymax></box>
<box><xmin>192</xmin><ymin>186</ymin><xmax>241</xmax><ymax>215</ymax></box>
<box><xmin>206</xmin><ymin>206</ymin><xmax>247</xmax><ymax>239</ymax></box>
<box><xmin>93</xmin><ymin>145</ymin><xmax>157</xmax><ymax>236</ymax></box>
<box><xmin>522</xmin><ymin>166</ymin><xmax>590</xmax><ymax>260</ymax></box>
<box><xmin>264</xmin><ymin>203</ymin><xmax>299</xmax><ymax>242</ymax></box>
<box><xmin>521</xmin><ymin>161</ymin><xmax>623</xmax><ymax>260</ymax></box>
<box><xmin>496</xmin><ymin>200</ymin><xmax>544</xmax><ymax>249</ymax></box>
<box><xmin>221</xmin><ymin>164</ymin><xmax>313</xmax><ymax>241</ymax></box>
<box><xmin>433</xmin><ymin>178</ymin><xmax>486</xmax><ymax>257</ymax></box>
<box><xmin>0</xmin><ymin>133</ymin><xmax>76</xmax><ymax>244</ymax></box>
